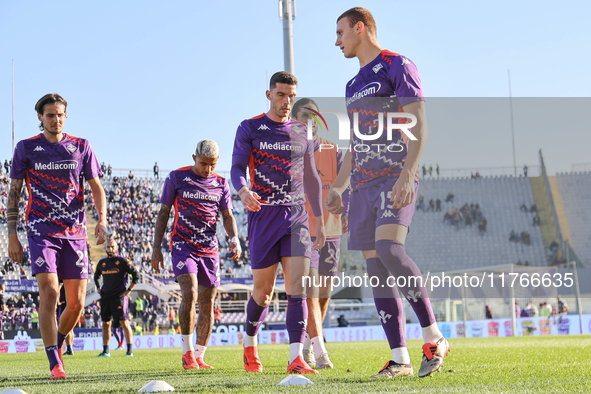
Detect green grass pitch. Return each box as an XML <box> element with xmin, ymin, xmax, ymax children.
<box><xmin>1</xmin><ymin>336</ymin><xmax>590</xmax><ymax>393</ymax></box>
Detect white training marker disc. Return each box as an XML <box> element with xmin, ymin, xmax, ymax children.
<box><xmin>0</xmin><ymin>389</ymin><xmax>29</xmax><ymax>394</ymax></box>
<box><xmin>138</xmin><ymin>380</ymin><xmax>175</xmax><ymax>392</ymax></box>
<box><xmin>277</xmin><ymin>375</ymin><xmax>314</xmax><ymax>386</ymax></box>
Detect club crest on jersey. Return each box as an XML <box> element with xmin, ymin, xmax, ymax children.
<box><xmin>35</xmin><ymin>257</ymin><xmax>45</xmax><ymax>267</ymax></box>
<box><xmin>211</xmin><ymin>180</ymin><xmax>219</xmax><ymax>187</ymax></box>
<box><xmin>258</xmin><ymin>124</ymin><xmax>270</xmax><ymax>131</ymax></box>
<box><xmin>373</xmin><ymin>63</ymin><xmax>384</xmax><ymax>74</ymax></box>
<box><xmin>34</xmin><ymin>146</ymin><xmax>44</xmax><ymax>152</ymax></box>
<box><xmin>176</xmin><ymin>261</ymin><xmax>185</xmax><ymax>270</ymax></box>
<box><xmin>66</xmin><ymin>144</ymin><xmax>77</xmax><ymax>153</ymax></box>
<box><xmin>292</xmin><ymin>125</ymin><xmax>303</xmax><ymax>134</ymax></box>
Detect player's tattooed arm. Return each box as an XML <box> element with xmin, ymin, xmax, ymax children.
<box><xmin>195</xmin><ymin>284</ymin><xmax>217</xmax><ymax>346</ymax></box>
<box><xmin>221</xmin><ymin>209</ymin><xmax>238</xmax><ymax>239</ymax></box>
<box><xmin>6</xmin><ymin>179</ymin><xmax>23</xmax><ymax>235</ymax></box>
<box><xmin>221</xmin><ymin>209</ymin><xmax>241</xmax><ymax>260</ymax></box>
<box><xmin>151</xmin><ymin>204</ymin><xmax>172</xmax><ymax>272</ymax></box>
<box><xmin>7</xmin><ymin>179</ymin><xmax>24</xmax><ymax>264</ymax></box>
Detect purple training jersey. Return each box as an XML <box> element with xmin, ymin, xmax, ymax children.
<box><xmin>10</xmin><ymin>133</ymin><xmax>102</xmax><ymax>239</ymax></box>
<box><xmin>346</xmin><ymin>50</ymin><xmax>424</xmax><ymax>190</ymax></box>
<box><xmin>160</xmin><ymin>167</ymin><xmax>232</xmax><ymax>256</ymax></box>
<box><xmin>231</xmin><ymin>114</ymin><xmax>322</xmax><ymax>216</ymax></box>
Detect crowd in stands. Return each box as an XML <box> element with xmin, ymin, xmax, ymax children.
<box><xmin>421</xmin><ymin>164</ymin><xmax>440</xmax><ymax>178</ymax></box>
<box><xmin>417</xmin><ymin>192</ymin><xmax>489</xmax><ymax>236</ymax></box>
<box><xmin>1</xmin><ymin>256</ymin><xmax>31</xmax><ymax>280</ymax></box>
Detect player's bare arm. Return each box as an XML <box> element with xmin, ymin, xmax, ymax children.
<box><xmin>87</xmin><ymin>177</ymin><xmax>108</xmax><ymax>245</ymax></box>
<box><xmin>238</xmin><ymin>186</ymin><xmax>261</xmax><ymax>212</ymax></box>
<box><xmin>303</xmin><ymin>140</ymin><xmax>326</xmax><ymax>250</ymax></box>
<box><xmin>326</xmin><ymin>128</ymin><xmax>354</xmax><ymax>214</ymax></box>
<box><xmin>196</xmin><ymin>284</ymin><xmax>217</xmax><ymax>346</ymax></box>
<box><xmin>390</xmin><ymin>101</ymin><xmax>429</xmax><ymax>210</ymax></box>
<box><xmin>221</xmin><ymin>209</ymin><xmax>241</xmax><ymax>260</ymax></box>
<box><xmin>151</xmin><ymin>204</ymin><xmax>172</xmax><ymax>272</ymax></box>
<box><xmin>7</xmin><ymin>178</ymin><xmax>24</xmax><ymax>263</ymax></box>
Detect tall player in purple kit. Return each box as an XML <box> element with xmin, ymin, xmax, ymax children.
<box><xmin>8</xmin><ymin>93</ymin><xmax>108</xmax><ymax>379</ymax></box>
<box><xmin>326</xmin><ymin>8</ymin><xmax>450</xmax><ymax>378</ymax></box>
<box><xmin>152</xmin><ymin>139</ymin><xmax>241</xmax><ymax>370</ymax></box>
<box><xmin>231</xmin><ymin>72</ymin><xmax>325</xmax><ymax>374</ymax></box>
<box><xmin>292</xmin><ymin>98</ymin><xmax>351</xmax><ymax>370</ymax></box>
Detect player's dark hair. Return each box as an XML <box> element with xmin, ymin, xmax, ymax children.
<box><xmin>291</xmin><ymin>98</ymin><xmax>319</xmax><ymax>118</ymax></box>
<box><xmin>337</xmin><ymin>7</ymin><xmax>377</xmax><ymax>37</ymax></box>
<box><xmin>269</xmin><ymin>71</ymin><xmax>298</xmax><ymax>90</ymax></box>
<box><xmin>35</xmin><ymin>93</ymin><xmax>67</xmax><ymax>131</ymax></box>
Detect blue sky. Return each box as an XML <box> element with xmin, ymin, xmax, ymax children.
<box><xmin>1</xmin><ymin>0</ymin><xmax>589</xmax><ymax>176</ymax></box>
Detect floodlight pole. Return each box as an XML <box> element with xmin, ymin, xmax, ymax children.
<box><xmin>279</xmin><ymin>0</ymin><xmax>296</xmax><ymax>74</ymax></box>
<box><xmin>12</xmin><ymin>59</ymin><xmax>15</xmax><ymax>154</ymax></box>
<box><xmin>508</xmin><ymin>69</ymin><xmax>517</xmax><ymax>177</ymax></box>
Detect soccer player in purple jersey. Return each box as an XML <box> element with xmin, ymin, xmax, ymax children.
<box><xmin>152</xmin><ymin>139</ymin><xmax>240</xmax><ymax>370</ymax></box>
<box><xmin>231</xmin><ymin>72</ymin><xmax>325</xmax><ymax>375</ymax></box>
<box><xmin>94</xmin><ymin>239</ymin><xmax>138</xmax><ymax>358</ymax></box>
<box><xmin>8</xmin><ymin>93</ymin><xmax>108</xmax><ymax>379</ymax></box>
<box><xmin>292</xmin><ymin>98</ymin><xmax>351</xmax><ymax>370</ymax></box>
<box><xmin>326</xmin><ymin>8</ymin><xmax>449</xmax><ymax>378</ymax></box>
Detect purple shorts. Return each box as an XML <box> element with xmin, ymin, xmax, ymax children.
<box><xmin>310</xmin><ymin>238</ymin><xmax>341</xmax><ymax>277</ymax></box>
<box><xmin>29</xmin><ymin>236</ymin><xmax>89</xmax><ymax>280</ymax></box>
<box><xmin>248</xmin><ymin>205</ymin><xmax>312</xmax><ymax>270</ymax></box>
<box><xmin>348</xmin><ymin>179</ymin><xmax>418</xmax><ymax>251</ymax></box>
<box><xmin>171</xmin><ymin>248</ymin><xmax>220</xmax><ymax>288</ymax></box>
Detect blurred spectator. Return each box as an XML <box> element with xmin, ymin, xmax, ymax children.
<box><xmin>485</xmin><ymin>305</ymin><xmax>493</xmax><ymax>319</ymax></box>
<box><xmin>153</xmin><ymin>162</ymin><xmax>159</xmax><ymax>179</ymax></box>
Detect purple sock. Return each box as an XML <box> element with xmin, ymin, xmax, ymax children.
<box><xmin>286</xmin><ymin>294</ymin><xmax>307</xmax><ymax>344</ymax></box>
<box><xmin>113</xmin><ymin>327</ymin><xmax>122</xmax><ymax>343</ymax></box>
<box><xmin>375</xmin><ymin>240</ymin><xmax>436</xmax><ymax>327</ymax></box>
<box><xmin>57</xmin><ymin>331</ymin><xmax>66</xmax><ymax>350</ymax></box>
<box><xmin>45</xmin><ymin>345</ymin><xmax>61</xmax><ymax>370</ymax></box>
<box><xmin>245</xmin><ymin>297</ymin><xmax>269</xmax><ymax>337</ymax></box>
<box><xmin>366</xmin><ymin>257</ymin><xmax>405</xmax><ymax>349</ymax></box>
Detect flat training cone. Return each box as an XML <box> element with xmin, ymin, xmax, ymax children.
<box><xmin>277</xmin><ymin>375</ymin><xmax>314</xmax><ymax>386</ymax></box>
<box><xmin>1</xmin><ymin>389</ymin><xmax>28</xmax><ymax>394</ymax></box>
<box><xmin>138</xmin><ymin>380</ymin><xmax>175</xmax><ymax>392</ymax></box>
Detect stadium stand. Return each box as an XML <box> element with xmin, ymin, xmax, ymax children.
<box><xmin>555</xmin><ymin>172</ymin><xmax>591</xmax><ymax>267</ymax></box>
<box><xmin>404</xmin><ymin>175</ymin><xmax>547</xmax><ymax>271</ymax></box>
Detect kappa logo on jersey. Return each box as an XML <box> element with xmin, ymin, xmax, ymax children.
<box><xmin>176</xmin><ymin>261</ymin><xmax>185</xmax><ymax>270</ymax></box>
<box><xmin>407</xmin><ymin>290</ymin><xmax>421</xmax><ymax>303</ymax></box>
<box><xmin>183</xmin><ymin>177</ymin><xmax>192</xmax><ymax>182</ymax></box>
<box><xmin>328</xmin><ymin>266</ymin><xmax>338</xmax><ymax>273</ymax></box>
<box><xmin>34</xmin><ymin>146</ymin><xmax>45</xmax><ymax>152</ymax></box>
<box><xmin>258</xmin><ymin>124</ymin><xmax>270</xmax><ymax>131</ymax></box>
<box><xmin>372</xmin><ymin>63</ymin><xmax>384</xmax><ymax>74</ymax></box>
<box><xmin>401</xmin><ymin>57</ymin><xmax>411</xmax><ymax>66</ymax></box>
<box><xmin>379</xmin><ymin>310</ymin><xmax>392</xmax><ymax>324</ymax></box>
<box><xmin>381</xmin><ymin>210</ymin><xmax>397</xmax><ymax>219</ymax></box>
<box><xmin>66</xmin><ymin>144</ymin><xmax>77</xmax><ymax>153</ymax></box>
<box><xmin>35</xmin><ymin>257</ymin><xmax>45</xmax><ymax>267</ymax></box>
<box><xmin>211</xmin><ymin>180</ymin><xmax>219</xmax><ymax>187</ymax></box>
